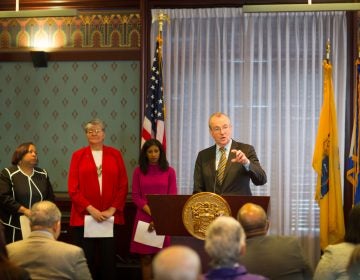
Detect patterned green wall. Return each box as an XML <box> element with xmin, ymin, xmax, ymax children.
<box><xmin>0</xmin><ymin>61</ymin><xmax>140</xmax><ymax>192</ymax></box>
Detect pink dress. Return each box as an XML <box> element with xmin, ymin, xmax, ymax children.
<box><xmin>130</xmin><ymin>164</ymin><xmax>177</xmax><ymax>254</ymax></box>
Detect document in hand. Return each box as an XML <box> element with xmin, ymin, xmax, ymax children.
<box><xmin>84</xmin><ymin>215</ymin><xmax>114</xmax><ymax>238</ymax></box>
<box><xmin>20</xmin><ymin>215</ymin><xmax>31</xmax><ymax>239</ymax></box>
<box><xmin>134</xmin><ymin>220</ymin><xmax>165</xmax><ymax>248</ymax></box>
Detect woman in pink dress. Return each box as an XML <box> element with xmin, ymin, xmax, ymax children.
<box><xmin>130</xmin><ymin>139</ymin><xmax>177</xmax><ymax>280</ymax></box>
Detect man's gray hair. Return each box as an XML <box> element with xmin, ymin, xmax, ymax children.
<box><xmin>208</xmin><ymin>112</ymin><xmax>231</xmax><ymax>129</ymax></box>
<box><xmin>205</xmin><ymin>216</ymin><xmax>246</xmax><ymax>268</ymax></box>
<box><xmin>29</xmin><ymin>200</ymin><xmax>61</xmax><ymax>228</ymax></box>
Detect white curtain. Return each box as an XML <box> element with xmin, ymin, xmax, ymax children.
<box><xmin>151</xmin><ymin>8</ymin><xmax>347</xmax><ymax>270</ymax></box>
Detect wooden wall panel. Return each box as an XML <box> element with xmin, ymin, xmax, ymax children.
<box><xmin>0</xmin><ymin>0</ymin><xmax>355</xmax><ymax>11</ymax></box>
<box><xmin>0</xmin><ymin>0</ymin><xmax>140</xmax><ymax>10</ymax></box>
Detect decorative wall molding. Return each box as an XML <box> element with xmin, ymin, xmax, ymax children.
<box><xmin>0</xmin><ymin>11</ymin><xmax>141</xmax><ymax>61</ymax></box>
<box><xmin>0</xmin><ymin>12</ymin><xmax>140</xmax><ymax>49</ymax></box>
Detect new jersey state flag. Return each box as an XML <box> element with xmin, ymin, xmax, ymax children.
<box><xmin>312</xmin><ymin>60</ymin><xmax>345</xmax><ymax>251</ymax></box>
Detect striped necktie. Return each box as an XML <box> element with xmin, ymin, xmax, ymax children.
<box><xmin>216</xmin><ymin>147</ymin><xmax>227</xmax><ymax>185</ymax></box>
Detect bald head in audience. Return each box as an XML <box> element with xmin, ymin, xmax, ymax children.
<box><xmin>237</xmin><ymin>203</ymin><xmax>313</xmax><ymax>280</ymax></box>
<box><xmin>237</xmin><ymin>202</ymin><xmax>269</xmax><ymax>238</ymax></box>
<box><xmin>152</xmin><ymin>245</ymin><xmax>201</xmax><ymax>280</ymax></box>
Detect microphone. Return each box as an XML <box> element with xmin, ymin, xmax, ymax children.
<box><xmin>213</xmin><ymin>169</ymin><xmax>218</xmax><ymax>194</ymax></box>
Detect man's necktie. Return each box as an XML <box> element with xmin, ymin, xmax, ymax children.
<box><xmin>216</xmin><ymin>147</ymin><xmax>227</xmax><ymax>185</ymax></box>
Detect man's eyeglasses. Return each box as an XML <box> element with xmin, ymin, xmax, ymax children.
<box><xmin>212</xmin><ymin>125</ymin><xmax>230</xmax><ymax>133</ymax></box>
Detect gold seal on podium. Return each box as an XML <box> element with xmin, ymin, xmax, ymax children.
<box><xmin>182</xmin><ymin>192</ymin><xmax>232</xmax><ymax>240</ymax></box>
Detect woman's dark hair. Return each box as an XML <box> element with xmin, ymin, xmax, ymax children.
<box><xmin>139</xmin><ymin>139</ymin><xmax>168</xmax><ymax>174</ymax></box>
<box><xmin>345</xmin><ymin>204</ymin><xmax>360</xmax><ymax>244</ymax></box>
<box><xmin>11</xmin><ymin>142</ymin><xmax>35</xmax><ymax>166</ymax></box>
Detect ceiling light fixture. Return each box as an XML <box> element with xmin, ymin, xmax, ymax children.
<box><xmin>243</xmin><ymin>3</ymin><xmax>360</xmax><ymax>13</ymax></box>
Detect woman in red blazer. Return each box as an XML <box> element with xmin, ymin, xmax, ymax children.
<box><xmin>68</xmin><ymin>118</ymin><xmax>128</xmax><ymax>280</ymax></box>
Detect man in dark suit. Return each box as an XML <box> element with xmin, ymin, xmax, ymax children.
<box><xmin>6</xmin><ymin>200</ymin><xmax>92</xmax><ymax>280</ymax></box>
<box><xmin>237</xmin><ymin>203</ymin><xmax>313</xmax><ymax>280</ymax></box>
<box><xmin>193</xmin><ymin>112</ymin><xmax>267</xmax><ymax>195</ymax></box>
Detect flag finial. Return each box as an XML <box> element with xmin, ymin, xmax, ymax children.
<box><xmin>326</xmin><ymin>40</ymin><xmax>331</xmax><ymax>61</ymax></box>
<box><xmin>152</xmin><ymin>11</ymin><xmax>170</xmax><ymax>33</ymax></box>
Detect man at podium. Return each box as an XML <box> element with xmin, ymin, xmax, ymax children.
<box><xmin>193</xmin><ymin>112</ymin><xmax>267</xmax><ymax>195</ymax></box>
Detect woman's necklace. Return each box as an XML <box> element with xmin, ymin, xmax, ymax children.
<box><xmin>97</xmin><ymin>164</ymin><xmax>102</xmax><ymax>177</ymax></box>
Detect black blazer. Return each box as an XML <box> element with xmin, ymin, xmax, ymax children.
<box><xmin>193</xmin><ymin>139</ymin><xmax>267</xmax><ymax>195</ymax></box>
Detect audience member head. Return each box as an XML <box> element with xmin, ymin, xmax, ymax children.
<box><xmin>205</xmin><ymin>216</ymin><xmax>246</xmax><ymax>268</ymax></box>
<box><xmin>347</xmin><ymin>244</ymin><xmax>360</xmax><ymax>280</ymax></box>
<box><xmin>152</xmin><ymin>245</ymin><xmax>201</xmax><ymax>280</ymax></box>
<box><xmin>345</xmin><ymin>204</ymin><xmax>360</xmax><ymax>244</ymax></box>
<box><xmin>11</xmin><ymin>142</ymin><xmax>37</xmax><ymax>166</ymax></box>
<box><xmin>139</xmin><ymin>139</ymin><xmax>168</xmax><ymax>173</ymax></box>
<box><xmin>237</xmin><ymin>203</ymin><xmax>269</xmax><ymax>238</ymax></box>
<box><xmin>29</xmin><ymin>201</ymin><xmax>62</xmax><ymax>240</ymax></box>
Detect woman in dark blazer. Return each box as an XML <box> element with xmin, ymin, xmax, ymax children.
<box><xmin>0</xmin><ymin>142</ymin><xmax>55</xmax><ymax>243</ymax></box>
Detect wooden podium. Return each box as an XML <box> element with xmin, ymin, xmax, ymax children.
<box><xmin>147</xmin><ymin>194</ymin><xmax>270</xmax><ymax>272</ymax></box>
<box><xmin>147</xmin><ymin>194</ymin><xmax>270</xmax><ymax>236</ymax></box>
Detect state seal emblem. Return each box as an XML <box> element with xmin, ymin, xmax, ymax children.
<box><xmin>182</xmin><ymin>192</ymin><xmax>231</xmax><ymax>240</ymax></box>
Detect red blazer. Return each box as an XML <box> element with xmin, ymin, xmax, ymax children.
<box><xmin>68</xmin><ymin>145</ymin><xmax>128</xmax><ymax>226</ymax></box>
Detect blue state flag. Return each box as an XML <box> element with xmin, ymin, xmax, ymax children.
<box><xmin>347</xmin><ymin>60</ymin><xmax>360</xmax><ymax>206</ymax></box>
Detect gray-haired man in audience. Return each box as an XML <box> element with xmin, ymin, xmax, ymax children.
<box><xmin>6</xmin><ymin>200</ymin><xmax>92</xmax><ymax>280</ymax></box>
<box><xmin>204</xmin><ymin>216</ymin><xmax>267</xmax><ymax>280</ymax></box>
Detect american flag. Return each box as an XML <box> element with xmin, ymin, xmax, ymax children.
<box><xmin>141</xmin><ymin>37</ymin><xmax>166</xmax><ymax>151</ymax></box>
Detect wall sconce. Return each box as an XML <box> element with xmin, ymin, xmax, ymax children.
<box><xmin>30</xmin><ymin>51</ymin><xmax>48</xmax><ymax>68</ymax></box>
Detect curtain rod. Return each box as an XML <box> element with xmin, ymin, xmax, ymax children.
<box><xmin>243</xmin><ymin>3</ymin><xmax>360</xmax><ymax>13</ymax></box>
